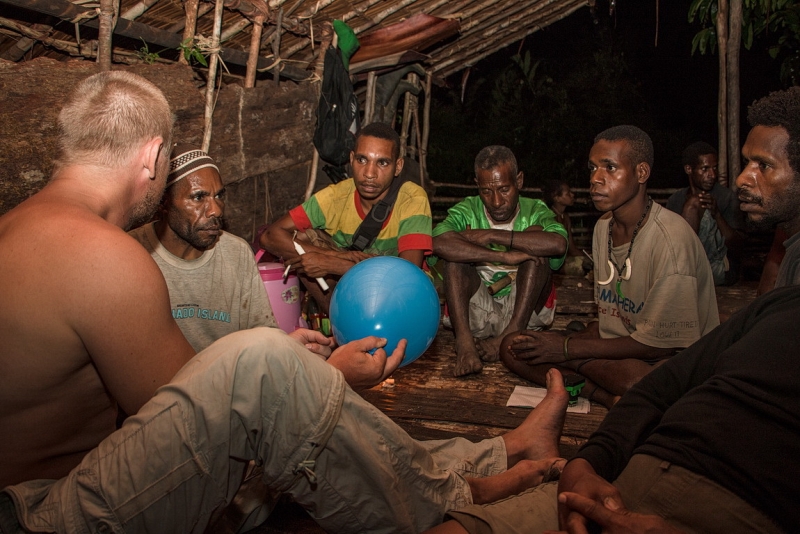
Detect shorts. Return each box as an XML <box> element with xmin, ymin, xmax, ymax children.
<box><xmin>468</xmin><ymin>281</ymin><xmax>557</xmax><ymax>339</ymax></box>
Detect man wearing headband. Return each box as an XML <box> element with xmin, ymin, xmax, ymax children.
<box><xmin>129</xmin><ymin>144</ymin><xmax>277</xmax><ymax>352</ymax></box>
<box><xmin>497</xmin><ymin>126</ymin><xmax>717</xmax><ymax>408</ymax></box>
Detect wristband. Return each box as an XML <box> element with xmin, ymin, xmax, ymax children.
<box><xmin>563</xmin><ymin>334</ymin><xmax>573</xmax><ymax>362</ymax></box>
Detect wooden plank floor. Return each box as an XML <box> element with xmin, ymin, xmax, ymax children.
<box><xmin>251</xmin><ymin>275</ymin><xmax>758</xmax><ymax>534</ymax></box>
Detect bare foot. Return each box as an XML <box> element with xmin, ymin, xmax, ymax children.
<box><xmin>454</xmin><ymin>336</ymin><xmax>483</xmax><ymax>376</ymax></box>
<box><xmin>502</xmin><ymin>368</ymin><xmax>568</xmax><ymax>467</ymax></box>
<box><xmin>466</xmin><ymin>457</ymin><xmax>566</xmax><ymax>505</ymax></box>
<box><xmin>475</xmin><ymin>335</ymin><xmax>503</xmax><ymax>362</ymax></box>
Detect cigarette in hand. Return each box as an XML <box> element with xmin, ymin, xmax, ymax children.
<box><xmin>293</xmin><ymin>240</ymin><xmax>330</xmax><ymax>291</ymax></box>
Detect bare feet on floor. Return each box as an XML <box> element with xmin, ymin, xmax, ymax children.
<box><xmin>467</xmin><ymin>457</ymin><xmax>567</xmax><ymax>505</ymax></box>
<box><xmin>475</xmin><ymin>335</ymin><xmax>503</xmax><ymax>362</ymax></box>
<box><xmin>454</xmin><ymin>336</ymin><xmax>483</xmax><ymax>377</ymax></box>
<box><xmin>502</xmin><ymin>368</ymin><xmax>569</xmax><ymax>467</ymax></box>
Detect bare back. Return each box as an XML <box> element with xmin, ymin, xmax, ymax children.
<box><xmin>0</xmin><ymin>188</ymin><xmax>195</xmax><ymax>487</ymax></box>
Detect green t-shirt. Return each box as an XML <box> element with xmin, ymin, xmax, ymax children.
<box><xmin>432</xmin><ymin>196</ymin><xmax>567</xmax><ymax>297</ymax></box>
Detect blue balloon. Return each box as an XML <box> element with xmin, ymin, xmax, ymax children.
<box><xmin>330</xmin><ymin>256</ymin><xmax>440</xmax><ymax>367</ymax></box>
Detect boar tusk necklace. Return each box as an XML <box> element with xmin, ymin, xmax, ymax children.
<box><xmin>599</xmin><ymin>198</ymin><xmax>652</xmax><ymax>300</ymax></box>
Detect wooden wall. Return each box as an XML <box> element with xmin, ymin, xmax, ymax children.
<box><xmin>0</xmin><ymin>58</ymin><xmax>320</xmax><ymax>244</ymax></box>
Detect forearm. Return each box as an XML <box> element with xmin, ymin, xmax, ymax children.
<box><xmin>433</xmin><ymin>233</ymin><xmax>511</xmax><ymax>263</ymax></box>
<box><xmin>566</xmin><ymin>334</ymin><xmax>675</xmax><ymax>361</ymax></box>
<box><xmin>260</xmin><ymin>220</ymin><xmax>301</xmax><ymax>260</ymax></box>
<box><xmin>513</xmin><ymin>229</ymin><xmax>567</xmax><ymax>257</ymax></box>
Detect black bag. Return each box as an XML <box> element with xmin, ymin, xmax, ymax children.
<box><xmin>313</xmin><ymin>47</ymin><xmax>359</xmax><ymax>174</ymax></box>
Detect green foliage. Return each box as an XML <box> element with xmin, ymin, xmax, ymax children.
<box><xmin>179</xmin><ymin>38</ymin><xmax>209</xmax><ymax>67</ymax></box>
<box><xmin>137</xmin><ymin>39</ymin><xmax>160</xmax><ymax>64</ymax></box>
<box><xmin>689</xmin><ymin>0</ymin><xmax>800</xmax><ymax>85</ymax></box>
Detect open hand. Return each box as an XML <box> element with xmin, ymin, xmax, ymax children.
<box><xmin>327</xmin><ymin>337</ymin><xmax>406</xmax><ymax>389</ymax></box>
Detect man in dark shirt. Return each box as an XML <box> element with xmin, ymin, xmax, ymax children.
<box><xmin>427</xmin><ymin>285</ymin><xmax>798</xmax><ymax>534</ymax></box>
<box><xmin>736</xmin><ymin>86</ymin><xmax>800</xmax><ymax>289</ymax></box>
<box><xmin>667</xmin><ymin>142</ymin><xmax>744</xmax><ymax>285</ymax></box>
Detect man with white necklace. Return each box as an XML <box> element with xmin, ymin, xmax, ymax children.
<box><xmin>499</xmin><ymin>125</ymin><xmax>718</xmax><ymax>407</ymax></box>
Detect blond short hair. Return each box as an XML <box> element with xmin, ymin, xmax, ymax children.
<box><xmin>56</xmin><ymin>71</ymin><xmax>174</xmax><ymax>170</ymax></box>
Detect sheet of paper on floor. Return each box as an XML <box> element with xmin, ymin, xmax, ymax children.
<box><xmin>507</xmin><ymin>385</ymin><xmax>590</xmax><ymax>414</ymax></box>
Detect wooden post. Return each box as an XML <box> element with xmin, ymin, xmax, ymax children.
<box><xmin>727</xmin><ymin>0</ymin><xmax>742</xmax><ymax>186</ymax></box>
<box><xmin>420</xmin><ymin>71</ymin><xmax>432</xmax><ymax>186</ymax></box>
<box><xmin>245</xmin><ymin>13</ymin><xmax>264</xmax><ymax>88</ymax></box>
<box><xmin>180</xmin><ymin>0</ymin><xmax>200</xmax><ymax>65</ymax></box>
<box><xmin>716</xmin><ymin>0</ymin><xmax>729</xmax><ymax>187</ymax></box>
<box><xmin>364</xmin><ymin>70</ymin><xmax>377</xmax><ymax>125</ymax></box>
<box><xmin>400</xmin><ymin>73</ymin><xmax>419</xmax><ymax>159</ymax></box>
<box><xmin>202</xmin><ymin>0</ymin><xmax>225</xmax><ymax>152</ymax></box>
<box><xmin>97</xmin><ymin>0</ymin><xmax>116</xmax><ymax>70</ymax></box>
<box><xmin>272</xmin><ymin>8</ymin><xmax>283</xmax><ymax>84</ymax></box>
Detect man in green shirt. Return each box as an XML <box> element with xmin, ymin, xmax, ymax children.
<box><xmin>433</xmin><ymin>146</ymin><xmax>568</xmax><ymax>377</ymax></box>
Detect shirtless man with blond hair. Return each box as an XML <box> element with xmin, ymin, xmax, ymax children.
<box><xmin>0</xmin><ymin>70</ymin><xmax>193</xmax><ymax>488</ymax></box>
<box><xmin>0</xmin><ymin>71</ymin><xmax>570</xmax><ymax>534</ymax></box>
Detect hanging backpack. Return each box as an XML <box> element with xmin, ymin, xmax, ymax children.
<box><xmin>313</xmin><ymin>46</ymin><xmax>360</xmax><ymax>179</ymax></box>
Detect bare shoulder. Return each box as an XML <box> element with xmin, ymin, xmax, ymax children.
<box><xmin>1</xmin><ymin>199</ymin><xmax>194</xmax><ymax>414</ymax></box>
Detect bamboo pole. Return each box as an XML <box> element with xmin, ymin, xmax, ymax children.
<box><xmin>304</xmin><ymin>26</ymin><xmax>334</xmax><ymax>201</ymax></box>
<box><xmin>420</xmin><ymin>70</ymin><xmax>432</xmax><ymax>191</ymax></box>
<box><xmin>180</xmin><ymin>0</ymin><xmax>200</xmax><ymax>65</ymax></box>
<box><xmin>97</xmin><ymin>0</ymin><xmax>116</xmax><ymax>70</ymax></box>
<box><xmin>245</xmin><ymin>13</ymin><xmax>265</xmax><ymax>88</ymax></box>
<box><xmin>120</xmin><ymin>0</ymin><xmax>159</xmax><ymax>20</ymax></box>
<box><xmin>717</xmin><ymin>0</ymin><xmax>729</xmax><ymax>187</ymax></box>
<box><xmin>364</xmin><ymin>70</ymin><xmax>377</xmax><ymax>125</ymax></box>
<box><xmin>272</xmin><ymin>7</ymin><xmax>283</xmax><ymax>84</ymax></box>
<box><xmin>202</xmin><ymin>0</ymin><xmax>225</xmax><ymax>153</ymax></box>
<box><xmin>221</xmin><ymin>18</ymin><xmax>252</xmax><ymax>43</ymax></box>
<box><xmin>727</xmin><ymin>0</ymin><xmax>742</xmax><ymax>186</ymax></box>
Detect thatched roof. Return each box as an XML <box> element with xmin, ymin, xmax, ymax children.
<box><xmin>0</xmin><ymin>0</ymin><xmax>590</xmax><ymax>82</ymax></box>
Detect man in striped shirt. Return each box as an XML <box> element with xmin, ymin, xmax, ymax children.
<box><xmin>261</xmin><ymin>122</ymin><xmax>432</xmax><ymax>312</ymax></box>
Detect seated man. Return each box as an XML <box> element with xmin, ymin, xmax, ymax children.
<box><xmin>428</xmin><ymin>284</ymin><xmax>800</xmax><ymax>534</ymax></box>
<box><xmin>0</xmin><ymin>71</ymin><xmax>567</xmax><ymax>534</ymax></box>
<box><xmin>260</xmin><ymin>121</ymin><xmax>432</xmax><ymax>313</ymax></box>
<box><xmin>666</xmin><ymin>142</ymin><xmax>744</xmax><ymax>285</ymax></box>
<box><xmin>736</xmin><ymin>86</ymin><xmax>800</xmax><ymax>289</ymax></box>
<box><xmin>500</xmin><ymin>126</ymin><xmax>719</xmax><ymax>408</ymax></box>
<box><xmin>129</xmin><ymin>144</ymin><xmax>277</xmax><ymax>352</ymax></box>
<box><xmin>432</xmin><ymin>146</ymin><xmax>567</xmax><ymax>377</ymax></box>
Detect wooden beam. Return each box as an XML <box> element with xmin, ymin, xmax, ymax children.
<box><xmin>0</xmin><ymin>0</ymin><xmax>311</xmax><ymax>80</ymax></box>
